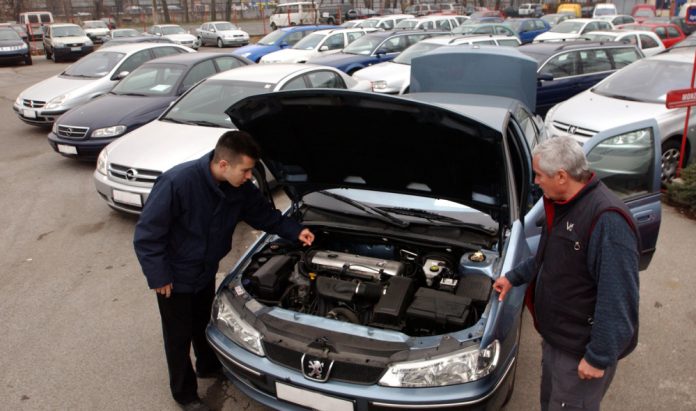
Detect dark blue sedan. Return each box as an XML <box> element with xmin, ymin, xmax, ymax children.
<box><xmin>307</xmin><ymin>30</ymin><xmax>449</xmax><ymax>74</ymax></box>
<box><xmin>505</xmin><ymin>18</ymin><xmax>551</xmax><ymax>43</ymax></box>
<box><xmin>47</xmin><ymin>52</ymin><xmax>252</xmax><ymax>160</ymax></box>
<box><xmin>233</xmin><ymin>25</ymin><xmax>334</xmax><ymax>62</ymax></box>
<box><xmin>0</xmin><ymin>27</ymin><xmax>32</xmax><ymax>65</ymax></box>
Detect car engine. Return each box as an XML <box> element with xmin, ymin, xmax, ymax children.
<box><xmin>240</xmin><ymin>233</ymin><xmax>495</xmax><ymax>336</ymax></box>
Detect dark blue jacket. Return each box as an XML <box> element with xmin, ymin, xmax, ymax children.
<box><xmin>133</xmin><ymin>151</ymin><xmax>303</xmax><ymax>293</ymax></box>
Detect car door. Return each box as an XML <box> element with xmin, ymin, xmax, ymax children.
<box><xmin>575</xmin><ymin>48</ymin><xmax>614</xmax><ymax>92</ymax></box>
<box><xmin>523</xmin><ymin>119</ymin><xmax>662</xmax><ymax>270</ymax></box>
<box><xmin>537</xmin><ymin>51</ymin><xmax>581</xmax><ymax>114</ymax></box>
<box><xmin>665</xmin><ymin>25</ymin><xmax>684</xmax><ymax>47</ymax></box>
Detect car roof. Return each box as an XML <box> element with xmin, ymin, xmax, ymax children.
<box><xmin>206</xmin><ymin>21</ymin><xmax>236</xmax><ymax>25</ymax></box>
<box><xmin>422</xmin><ymin>34</ymin><xmax>519</xmax><ymax>44</ymax></box>
<box><xmin>94</xmin><ymin>42</ymin><xmax>186</xmax><ymax>53</ymax></box>
<box><xmin>142</xmin><ymin>51</ymin><xmax>235</xmax><ymax>66</ymax></box>
<box><xmin>50</xmin><ymin>23</ymin><xmax>80</xmax><ymax>28</ymax></box>
<box><xmin>207</xmin><ymin>63</ymin><xmax>331</xmax><ymax>83</ymax></box>
<box><xmin>362</xmin><ymin>29</ymin><xmax>447</xmax><ymax>39</ymax></box>
<box><xmin>518</xmin><ymin>40</ymin><xmax>636</xmax><ymax>62</ymax></box>
<box><xmin>83</xmin><ymin>20</ymin><xmax>104</xmax><ymax>23</ymax></box>
<box><xmin>313</xmin><ymin>28</ymin><xmax>366</xmax><ymax>35</ymax></box>
<box><xmin>154</xmin><ymin>24</ymin><xmax>182</xmax><ymax>28</ymax></box>
<box><xmin>280</xmin><ymin>25</ymin><xmax>333</xmax><ymax>32</ymax></box>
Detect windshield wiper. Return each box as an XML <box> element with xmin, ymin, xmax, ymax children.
<box><xmin>317</xmin><ymin>191</ymin><xmax>410</xmax><ymax>228</ymax></box>
<box><xmin>377</xmin><ymin>206</ymin><xmax>497</xmax><ymax>234</ymax></box>
<box><xmin>115</xmin><ymin>92</ymin><xmax>148</xmax><ymax>97</ymax></box>
<box><xmin>593</xmin><ymin>91</ymin><xmax>641</xmax><ymax>101</ymax></box>
<box><xmin>187</xmin><ymin>120</ymin><xmax>224</xmax><ymax>127</ymax></box>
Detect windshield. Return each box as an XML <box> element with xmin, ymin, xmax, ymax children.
<box><xmin>257</xmin><ymin>29</ymin><xmax>286</xmax><ymax>45</ymax></box>
<box><xmin>452</xmin><ymin>25</ymin><xmax>480</xmax><ymax>34</ymax></box>
<box><xmin>634</xmin><ymin>9</ymin><xmax>655</xmax><ymax>17</ymax></box>
<box><xmin>62</xmin><ymin>51</ymin><xmax>125</xmax><ymax>78</ymax></box>
<box><xmin>584</xmin><ymin>33</ymin><xmax>618</xmax><ymax>42</ymax></box>
<box><xmin>550</xmin><ymin>21</ymin><xmax>585</xmax><ymax>33</ymax></box>
<box><xmin>360</xmin><ymin>19</ymin><xmax>379</xmax><ymax>28</ymax></box>
<box><xmin>113</xmin><ymin>28</ymin><xmax>139</xmax><ymax>37</ymax></box>
<box><xmin>593</xmin><ymin>59</ymin><xmax>691</xmax><ymax>103</ymax></box>
<box><xmin>395</xmin><ymin>20</ymin><xmax>418</xmax><ymax>29</ymax></box>
<box><xmin>506</xmin><ymin>20</ymin><xmax>524</xmax><ymax>32</ymax></box>
<box><xmin>162</xmin><ymin>79</ymin><xmax>272</xmax><ymax>127</ymax></box>
<box><xmin>594</xmin><ymin>8</ymin><xmax>616</xmax><ymax>16</ymax></box>
<box><xmin>0</xmin><ymin>29</ymin><xmax>20</xmax><ymax>41</ymax></box>
<box><xmin>393</xmin><ymin>42</ymin><xmax>443</xmax><ymax>64</ymax></box>
<box><xmin>343</xmin><ymin>35</ymin><xmax>382</xmax><ymax>55</ymax></box>
<box><xmin>111</xmin><ymin>64</ymin><xmax>186</xmax><ymax>96</ymax></box>
<box><xmin>214</xmin><ymin>22</ymin><xmax>238</xmax><ymax>31</ymax></box>
<box><xmin>53</xmin><ymin>26</ymin><xmax>85</xmax><ymax>37</ymax></box>
<box><xmin>161</xmin><ymin>26</ymin><xmax>185</xmax><ymax>35</ymax></box>
<box><xmin>84</xmin><ymin>21</ymin><xmax>107</xmax><ymax>28</ymax></box>
<box><xmin>293</xmin><ymin>32</ymin><xmax>324</xmax><ymax>50</ymax></box>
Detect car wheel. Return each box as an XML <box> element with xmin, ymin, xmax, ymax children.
<box><xmin>217</xmin><ymin>38</ymin><xmax>223</xmax><ymax>48</ymax></box>
<box><xmin>197</xmin><ymin>36</ymin><xmax>203</xmax><ymax>47</ymax></box>
<box><xmin>51</xmin><ymin>51</ymin><xmax>57</xmax><ymax>62</ymax></box>
<box><xmin>662</xmin><ymin>139</ymin><xmax>684</xmax><ymax>185</ymax></box>
<box><xmin>44</xmin><ymin>47</ymin><xmax>50</xmax><ymax>59</ymax></box>
<box><xmin>24</xmin><ymin>54</ymin><xmax>33</xmax><ymax>65</ymax></box>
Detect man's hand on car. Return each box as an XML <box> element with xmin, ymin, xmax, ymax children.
<box><xmin>493</xmin><ymin>276</ymin><xmax>512</xmax><ymax>301</ymax></box>
<box><xmin>155</xmin><ymin>283</ymin><xmax>173</xmax><ymax>298</ymax></box>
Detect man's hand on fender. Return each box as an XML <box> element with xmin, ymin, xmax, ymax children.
<box><xmin>155</xmin><ymin>283</ymin><xmax>173</xmax><ymax>298</ymax></box>
<box><xmin>298</xmin><ymin>228</ymin><xmax>315</xmax><ymax>246</ymax></box>
<box><xmin>578</xmin><ymin>358</ymin><xmax>605</xmax><ymax>379</ymax></box>
<box><xmin>492</xmin><ymin>276</ymin><xmax>513</xmax><ymax>301</ymax></box>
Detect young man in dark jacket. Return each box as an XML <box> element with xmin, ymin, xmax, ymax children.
<box><xmin>493</xmin><ymin>136</ymin><xmax>639</xmax><ymax>411</ymax></box>
<box><xmin>134</xmin><ymin>131</ymin><xmax>314</xmax><ymax>410</ymax></box>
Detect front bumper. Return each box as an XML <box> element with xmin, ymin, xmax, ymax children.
<box><xmin>47</xmin><ymin>131</ymin><xmax>115</xmax><ymax>160</ymax></box>
<box><xmin>13</xmin><ymin>104</ymin><xmax>68</xmax><ymax>127</ymax></box>
<box><xmin>0</xmin><ymin>51</ymin><xmax>30</xmax><ymax>63</ymax></box>
<box><xmin>206</xmin><ymin>325</ymin><xmax>516</xmax><ymax>411</ymax></box>
<box><xmin>93</xmin><ymin>169</ymin><xmax>151</xmax><ymax>214</ymax></box>
<box><xmin>220</xmin><ymin>37</ymin><xmax>249</xmax><ymax>46</ymax></box>
<box><xmin>53</xmin><ymin>45</ymin><xmax>94</xmax><ymax>60</ymax></box>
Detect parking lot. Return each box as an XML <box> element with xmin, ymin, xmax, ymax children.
<box><xmin>0</xmin><ymin>52</ymin><xmax>695</xmax><ymax>411</ymax></box>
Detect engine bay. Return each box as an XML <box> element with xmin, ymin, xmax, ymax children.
<box><xmin>240</xmin><ymin>230</ymin><xmax>496</xmax><ymax>336</ymax></box>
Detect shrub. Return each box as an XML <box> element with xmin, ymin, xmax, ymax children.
<box><xmin>666</xmin><ymin>163</ymin><xmax>696</xmax><ymax>213</ymax></box>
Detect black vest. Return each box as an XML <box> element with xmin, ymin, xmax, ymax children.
<box><xmin>533</xmin><ymin>178</ymin><xmax>639</xmax><ymax>358</ymax></box>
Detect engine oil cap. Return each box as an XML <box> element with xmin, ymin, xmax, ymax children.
<box><xmin>469</xmin><ymin>251</ymin><xmax>486</xmax><ymax>263</ymax></box>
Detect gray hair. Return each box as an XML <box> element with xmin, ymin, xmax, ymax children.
<box><xmin>532</xmin><ymin>136</ymin><xmax>591</xmax><ymax>181</ymax></box>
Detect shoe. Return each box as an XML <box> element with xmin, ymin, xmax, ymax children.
<box><xmin>179</xmin><ymin>399</ymin><xmax>211</xmax><ymax>411</ymax></box>
<box><xmin>196</xmin><ymin>368</ymin><xmax>225</xmax><ymax>379</ymax></box>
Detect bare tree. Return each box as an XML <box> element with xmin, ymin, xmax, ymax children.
<box><xmin>94</xmin><ymin>0</ymin><xmax>104</xmax><ymax>18</ymax></box>
<box><xmin>224</xmin><ymin>0</ymin><xmax>231</xmax><ymax>20</ymax></box>
<box><xmin>211</xmin><ymin>0</ymin><xmax>217</xmax><ymax>21</ymax></box>
<box><xmin>160</xmin><ymin>0</ymin><xmax>171</xmax><ymax>22</ymax></box>
<box><xmin>181</xmin><ymin>0</ymin><xmax>189</xmax><ymax>22</ymax></box>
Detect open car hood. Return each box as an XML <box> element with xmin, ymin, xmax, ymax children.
<box><xmin>225</xmin><ymin>89</ymin><xmax>511</xmax><ymax>224</ymax></box>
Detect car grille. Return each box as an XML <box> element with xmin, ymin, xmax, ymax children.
<box><xmin>552</xmin><ymin>121</ymin><xmax>597</xmax><ymax>138</ymax></box>
<box><xmin>56</xmin><ymin>124</ymin><xmax>89</xmax><ymax>139</ymax></box>
<box><xmin>263</xmin><ymin>341</ymin><xmax>386</xmax><ymax>385</ymax></box>
<box><xmin>66</xmin><ymin>43</ymin><xmax>83</xmax><ymax>47</ymax></box>
<box><xmin>22</xmin><ymin>99</ymin><xmax>46</xmax><ymax>108</ymax></box>
<box><xmin>108</xmin><ymin>163</ymin><xmax>161</xmax><ymax>185</ymax></box>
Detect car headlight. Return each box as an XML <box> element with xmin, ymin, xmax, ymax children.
<box><xmin>379</xmin><ymin>340</ymin><xmax>500</xmax><ymax>387</ymax></box>
<box><xmin>96</xmin><ymin>148</ymin><xmax>108</xmax><ymax>175</ymax></box>
<box><xmin>241</xmin><ymin>52</ymin><xmax>252</xmax><ymax>58</ymax></box>
<box><xmin>14</xmin><ymin>95</ymin><xmax>23</xmax><ymax>107</ymax></box>
<box><xmin>53</xmin><ymin>41</ymin><xmax>64</xmax><ymax>48</ymax></box>
<box><xmin>371</xmin><ymin>80</ymin><xmax>388</xmax><ymax>91</ymax></box>
<box><xmin>599</xmin><ymin>128</ymin><xmax>652</xmax><ymax>146</ymax></box>
<box><xmin>85</xmin><ymin>39</ymin><xmax>93</xmax><ymax>46</ymax></box>
<box><xmin>45</xmin><ymin>95</ymin><xmax>67</xmax><ymax>110</ymax></box>
<box><xmin>91</xmin><ymin>125</ymin><xmax>126</xmax><ymax>138</ymax></box>
<box><xmin>213</xmin><ymin>291</ymin><xmax>265</xmax><ymax>356</ymax></box>
<box><xmin>19</xmin><ymin>42</ymin><xmax>27</xmax><ymax>49</ymax></box>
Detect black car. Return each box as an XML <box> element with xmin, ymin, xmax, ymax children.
<box><xmin>47</xmin><ymin>52</ymin><xmax>252</xmax><ymax>160</ymax></box>
<box><xmin>518</xmin><ymin>41</ymin><xmax>644</xmax><ymax>115</ymax></box>
<box><xmin>0</xmin><ymin>27</ymin><xmax>32</xmax><ymax>65</ymax></box>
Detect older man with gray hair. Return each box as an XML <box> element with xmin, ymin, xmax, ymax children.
<box><xmin>494</xmin><ymin>136</ymin><xmax>640</xmax><ymax>411</ymax></box>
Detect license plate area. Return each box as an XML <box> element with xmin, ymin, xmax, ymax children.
<box><xmin>275</xmin><ymin>382</ymin><xmax>354</xmax><ymax>411</ymax></box>
<box><xmin>23</xmin><ymin>109</ymin><xmax>36</xmax><ymax>118</ymax></box>
<box><xmin>57</xmin><ymin>144</ymin><xmax>77</xmax><ymax>155</ymax></box>
<box><xmin>71</xmin><ymin>46</ymin><xmax>81</xmax><ymax>51</ymax></box>
<box><xmin>112</xmin><ymin>189</ymin><xmax>142</xmax><ymax>207</ymax></box>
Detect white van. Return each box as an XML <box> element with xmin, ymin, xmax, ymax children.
<box><xmin>18</xmin><ymin>11</ymin><xmax>54</xmax><ymax>40</ymax></box>
<box><xmin>592</xmin><ymin>3</ymin><xmax>618</xmax><ymax>18</ymax></box>
<box><xmin>269</xmin><ymin>2</ymin><xmax>317</xmax><ymax>30</ymax></box>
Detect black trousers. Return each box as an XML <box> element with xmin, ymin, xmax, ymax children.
<box><xmin>156</xmin><ymin>280</ymin><xmax>221</xmax><ymax>404</ymax></box>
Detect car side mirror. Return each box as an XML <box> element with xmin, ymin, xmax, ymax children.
<box><xmin>538</xmin><ymin>72</ymin><xmax>553</xmax><ymax>82</ymax></box>
<box><xmin>319</xmin><ymin>45</ymin><xmax>329</xmax><ymax>51</ymax></box>
<box><xmin>375</xmin><ymin>48</ymin><xmax>389</xmax><ymax>56</ymax></box>
<box><xmin>211</xmin><ymin>28</ymin><xmax>216</xmax><ymax>32</ymax></box>
<box><xmin>114</xmin><ymin>71</ymin><xmax>130</xmax><ymax>80</ymax></box>
<box><xmin>280</xmin><ymin>41</ymin><xmax>289</xmax><ymax>48</ymax></box>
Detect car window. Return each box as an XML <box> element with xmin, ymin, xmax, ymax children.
<box><xmin>379</xmin><ymin>36</ymin><xmax>407</xmax><ymax>53</ymax></box>
<box><xmin>582</xmin><ymin>22</ymin><xmax>598</xmax><ymax>33</ymax></box>
<box><xmin>152</xmin><ymin>46</ymin><xmax>185</xmax><ymax>58</ymax></box>
<box><xmin>281</xmin><ymin>76</ymin><xmax>308</xmax><ymax>90</ymax></box>
<box><xmin>535</xmin><ymin>20</ymin><xmax>547</xmax><ymax>30</ymax></box>
<box><xmin>542</xmin><ymin>51</ymin><xmax>579</xmax><ymax>77</ymax></box>
<box><xmin>116</xmin><ymin>50</ymin><xmax>153</xmax><ymax>75</ymax></box>
<box><xmin>436</xmin><ymin>20</ymin><xmax>452</xmax><ymax>30</ymax></box>
<box><xmin>214</xmin><ymin>56</ymin><xmax>245</xmax><ymax>71</ymax></box>
<box><xmin>498</xmin><ymin>38</ymin><xmax>521</xmax><ymax>46</ymax></box>
<box><xmin>667</xmin><ymin>26</ymin><xmax>680</xmax><ymax>37</ymax></box>
<box><xmin>473</xmin><ymin>40</ymin><xmax>497</xmax><ymax>45</ymax></box>
<box><xmin>514</xmin><ymin>106</ymin><xmax>539</xmax><ymax>147</ymax></box>
<box><xmin>654</xmin><ymin>27</ymin><xmax>667</xmax><ymax>39</ymax></box>
<box><xmin>305</xmin><ymin>70</ymin><xmax>347</xmax><ymax>88</ymax></box>
<box><xmin>477</xmin><ymin>26</ymin><xmax>494</xmax><ymax>34</ymax></box>
<box><xmin>112</xmin><ymin>64</ymin><xmax>185</xmax><ymax>96</ymax></box>
<box><xmin>325</xmin><ymin>33</ymin><xmax>345</xmax><ymax>50</ymax></box>
<box><xmin>621</xmin><ymin>34</ymin><xmax>638</xmax><ymax>45</ymax></box>
<box><xmin>181</xmin><ymin>60</ymin><xmax>217</xmax><ymax>90</ymax></box>
<box><xmin>380</xmin><ymin>21</ymin><xmax>394</xmax><ymax>29</ymax></box>
<box><xmin>639</xmin><ymin>34</ymin><xmax>659</xmax><ymax>48</ymax></box>
<box><xmin>579</xmin><ymin>49</ymin><xmax>612</xmax><ymax>73</ymax></box>
<box><xmin>347</xmin><ymin>31</ymin><xmax>364</xmax><ymax>43</ymax></box>
<box><xmin>599</xmin><ymin>21</ymin><xmax>613</xmax><ymax>30</ymax></box>
<box><xmin>607</xmin><ymin>47</ymin><xmax>641</xmax><ymax>69</ymax></box>
<box><xmin>421</xmin><ymin>21</ymin><xmax>435</xmax><ymax>30</ymax></box>
<box><xmin>497</xmin><ymin>26</ymin><xmax>515</xmax><ymax>35</ymax></box>
<box><xmin>285</xmin><ymin>31</ymin><xmax>305</xmax><ymax>46</ymax></box>
<box><xmin>587</xmin><ymin>128</ymin><xmax>655</xmax><ymax>199</ymax></box>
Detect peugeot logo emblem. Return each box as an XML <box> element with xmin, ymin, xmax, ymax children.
<box><xmin>301</xmin><ymin>353</ymin><xmax>334</xmax><ymax>382</ymax></box>
<box><xmin>125</xmin><ymin>168</ymin><xmax>139</xmax><ymax>181</ymax></box>
<box><xmin>567</xmin><ymin>126</ymin><xmax>578</xmax><ymax>135</ymax></box>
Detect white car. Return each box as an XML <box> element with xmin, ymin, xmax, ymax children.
<box><xmin>93</xmin><ymin>64</ymin><xmax>371</xmax><ymax>213</ymax></box>
<box><xmin>147</xmin><ymin>24</ymin><xmax>199</xmax><ymax>49</ymax></box>
<box><xmin>339</xmin><ymin>19</ymin><xmax>367</xmax><ymax>28</ymax></box>
<box><xmin>584</xmin><ymin>30</ymin><xmax>665</xmax><ymax>56</ymax></box>
<box><xmin>13</xmin><ymin>43</ymin><xmax>193</xmax><ymax>127</ymax></box>
<box><xmin>197</xmin><ymin>21</ymin><xmax>250</xmax><ymax>47</ymax></box>
<box><xmin>82</xmin><ymin>20</ymin><xmax>110</xmax><ymax>43</ymax></box>
<box><xmin>394</xmin><ymin>15</ymin><xmax>460</xmax><ymax>31</ymax></box>
<box><xmin>534</xmin><ymin>18</ymin><xmax>614</xmax><ymax>42</ymax></box>
<box><xmin>353</xmin><ymin>34</ymin><xmax>521</xmax><ymax>94</ymax></box>
<box><xmin>544</xmin><ymin>48</ymin><xmax>696</xmax><ymax>185</ymax></box>
<box><xmin>260</xmin><ymin>28</ymin><xmax>370</xmax><ymax>64</ymax></box>
<box><xmin>357</xmin><ymin>14</ymin><xmax>414</xmax><ymax>30</ymax></box>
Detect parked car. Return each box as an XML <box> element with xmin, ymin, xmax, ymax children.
<box><xmin>0</xmin><ymin>23</ymin><xmax>29</xmax><ymax>43</ymax></box>
<box><xmin>541</xmin><ymin>13</ymin><xmax>575</xmax><ymax>27</ymax></box>
<box><xmin>317</xmin><ymin>3</ymin><xmax>353</xmax><ymax>25</ymax></box>
<box><xmin>631</xmin><ymin>4</ymin><xmax>657</xmax><ymax>23</ymax></box>
<box><xmin>0</xmin><ymin>27</ymin><xmax>32</xmax><ymax>65</ymax></box>
<box><xmin>196</xmin><ymin>21</ymin><xmax>250</xmax><ymax>48</ymax></box>
<box><xmin>204</xmin><ymin>46</ymin><xmax>661</xmax><ymax>411</ymax></box>
<box><xmin>545</xmin><ymin>47</ymin><xmax>696</xmax><ymax>184</ymax></box>
<box><xmin>307</xmin><ymin>30</ymin><xmax>449</xmax><ymax>74</ymax></box>
<box><xmin>354</xmin><ymin>34</ymin><xmax>520</xmax><ymax>95</ymax></box>
<box><xmin>404</xmin><ymin>3</ymin><xmax>437</xmax><ymax>16</ymax></box>
<box><xmin>13</xmin><ymin>43</ymin><xmax>193</xmax><ymax>127</ymax></box>
<box><xmin>593</xmin><ymin>3</ymin><xmax>618</xmax><ymax>18</ymax></box>
<box><xmin>452</xmin><ymin>22</ymin><xmax>518</xmax><ymax>37</ymax></box>
<box><xmin>146</xmin><ymin>24</ymin><xmax>198</xmax><ymax>49</ymax></box>
<box><xmin>346</xmin><ymin>8</ymin><xmax>379</xmax><ymax>20</ymax></box>
<box><xmin>339</xmin><ymin>19</ymin><xmax>367</xmax><ymax>28</ymax></box>
<box><xmin>518</xmin><ymin>3</ymin><xmax>544</xmax><ymax>17</ymax></box>
<box><xmin>616</xmin><ymin>22</ymin><xmax>686</xmax><ymax>48</ymax></box>
<box><xmin>43</xmin><ymin>23</ymin><xmax>94</xmax><ymax>62</ymax></box>
<box><xmin>82</xmin><ymin>20</ymin><xmax>110</xmax><ymax>43</ymax></box>
<box><xmin>18</xmin><ymin>10</ymin><xmax>53</xmax><ymax>40</ymax></box>
<box><xmin>598</xmin><ymin>14</ymin><xmax>636</xmax><ymax>26</ymax></box>
<box><xmin>47</xmin><ymin>52</ymin><xmax>252</xmax><ymax>160</ymax></box>
<box><xmin>505</xmin><ymin>18</ymin><xmax>551</xmax><ymax>43</ymax></box>
<box><xmin>394</xmin><ymin>15</ymin><xmax>460</xmax><ymax>31</ymax></box>
<box><xmin>93</xmin><ymin>64</ymin><xmax>371</xmax><ymax>213</ymax></box>
<box><xmin>269</xmin><ymin>2</ymin><xmax>318</xmax><ymax>30</ymax></box>
<box><xmin>107</xmin><ymin>28</ymin><xmax>139</xmax><ymax>39</ymax></box>
<box><xmin>534</xmin><ymin>18</ymin><xmax>613</xmax><ymax>42</ymax></box>
<box><xmin>358</xmin><ymin>14</ymin><xmax>415</xmax><ymax>30</ymax></box>
<box><xmin>261</xmin><ymin>28</ymin><xmax>370</xmax><ymax>64</ymax></box>
<box><xmin>520</xmin><ymin>41</ymin><xmax>644</xmax><ymax>115</ymax></box>
<box><xmin>645</xmin><ymin>16</ymin><xmax>696</xmax><ymax>36</ymax></box>
<box><xmin>233</xmin><ymin>25</ymin><xmax>334</xmax><ymax>62</ymax></box>
<box><xmin>584</xmin><ymin>30</ymin><xmax>666</xmax><ymax>56</ymax></box>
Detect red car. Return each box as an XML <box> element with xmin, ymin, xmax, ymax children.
<box><xmin>617</xmin><ymin>22</ymin><xmax>686</xmax><ymax>48</ymax></box>
<box><xmin>631</xmin><ymin>4</ymin><xmax>657</xmax><ymax>23</ymax></box>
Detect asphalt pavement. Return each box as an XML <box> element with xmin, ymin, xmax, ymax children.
<box><xmin>0</xmin><ymin>55</ymin><xmax>694</xmax><ymax>411</ymax></box>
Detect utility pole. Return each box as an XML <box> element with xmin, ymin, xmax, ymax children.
<box><xmin>152</xmin><ymin>0</ymin><xmax>158</xmax><ymax>24</ymax></box>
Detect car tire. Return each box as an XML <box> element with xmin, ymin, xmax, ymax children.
<box><xmin>45</xmin><ymin>47</ymin><xmax>51</xmax><ymax>59</ymax></box>
<box><xmin>51</xmin><ymin>50</ymin><xmax>57</xmax><ymax>62</ymax></box>
<box><xmin>217</xmin><ymin>38</ymin><xmax>223</xmax><ymax>48</ymax></box>
<box><xmin>197</xmin><ymin>36</ymin><xmax>203</xmax><ymax>47</ymax></box>
<box><xmin>24</xmin><ymin>54</ymin><xmax>33</xmax><ymax>65</ymax></box>
<box><xmin>661</xmin><ymin>139</ymin><xmax>684</xmax><ymax>185</ymax></box>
